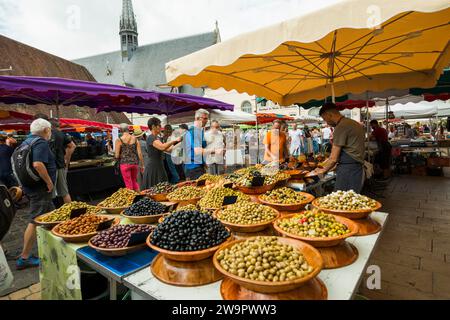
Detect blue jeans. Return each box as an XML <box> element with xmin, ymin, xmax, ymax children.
<box><xmin>165</xmin><ymin>154</ymin><xmax>180</xmax><ymax>184</ymax></box>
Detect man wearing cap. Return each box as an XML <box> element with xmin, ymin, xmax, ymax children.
<box><xmin>316</xmin><ymin>103</ymin><xmax>365</xmax><ymax>192</ymax></box>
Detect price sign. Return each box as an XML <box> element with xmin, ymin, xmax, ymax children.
<box><xmin>251</xmin><ymin>176</ymin><xmax>265</xmax><ymax>187</ymax></box>
<box><xmin>97</xmin><ymin>219</ymin><xmax>115</xmax><ymax>231</ymax></box>
<box><xmin>132</xmin><ymin>195</ymin><xmax>145</xmax><ymax>204</ymax></box>
<box><xmin>222</xmin><ymin>196</ymin><xmax>238</xmax><ymax>206</ymax></box>
<box><xmin>223</xmin><ymin>183</ymin><xmax>234</xmax><ymax>189</ymax></box>
<box><xmin>70</xmin><ymin>207</ymin><xmax>87</xmax><ymax>219</ymax></box>
<box><xmin>196</xmin><ymin>179</ymin><xmax>206</xmax><ymax>187</ymax></box>
<box><xmin>127</xmin><ymin>231</ymin><xmax>152</xmax><ymax>247</ymax></box>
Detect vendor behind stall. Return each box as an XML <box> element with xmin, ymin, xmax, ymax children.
<box><xmin>316</xmin><ymin>103</ymin><xmax>365</xmax><ymax>193</ymax></box>
<box><xmin>370</xmin><ymin>120</ymin><xmax>392</xmax><ymax>179</ymax></box>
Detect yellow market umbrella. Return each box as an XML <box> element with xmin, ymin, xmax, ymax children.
<box><xmin>166</xmin><ymin>0</ymin><xmax>450</xmax><ymax>106</ymax></box>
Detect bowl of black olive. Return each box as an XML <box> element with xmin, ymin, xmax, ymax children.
<box><xmin>121</xmin><ymin>198</ymin><xmax>177</xmax><ymax>224</ymax></box>
<box><xmin>89</xmin><ymin>224</ymin><xmax>155</xmax><ymax>257</ymax></box>
<box><xmin>147</xmin><ymin>210</ymin><xmax>232</xmax><ymax>262</ymax></box>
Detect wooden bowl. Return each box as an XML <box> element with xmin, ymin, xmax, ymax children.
<box><xmin>97</xmin><ymin>206</ymin><xmax>128</xmax><ymax>215</ymax></box>
<box><xmin>284</xmin><ymin>170</ymin><xmax>308</xmax><ymax>180</ymax></box>
<box><xmin>213</xmin><ymin>237</ymin><xmax>323</xmax><ymax>293</ymax></box>
<box><xmin>51</xmin><ymin>217</ymin><xmax>121</xmax><ymax>243</ymax></box>
<box><xmin>148</xmin><ymin>193</ymin><xmax>169</xmax><ymax>202</ymax></box>
<box><xmin>273</xmin><ymin>214</ymin><xmax>359</xmax><ymax>247</ymax></box>
<box><xmin>258</xmin><ymin>192</ymin><xmax>315</xmax><ymax>212</ymax></box>
<box><xmin>215</xmin><ymin>207</ymin><xmax>280</xmax><ymax>233</ymax></box>
<box><xmin>237</xmin><ymin>183</ymin><xmax>277</xmax><ymax>195</ymax></box>
<box><xmin>146</xmin><ymin>233</ymin><xmax>232</xmax><ymax>262</ymax></box>
<box><xmin>120</xmin><ymin>211</ymin><xmax>170</xmax><ymax>224</ymax></box>
<box><xmin>167</xmin><ymin>197</ymin><xmax>202</xmax><ymax>207</ymax></box>
<box><xmin>34</xmin><ymin>215</ymin><xmax>63</xmax><ymax>229</ymax></box>
<box><xmin>312</xmin><ymin>199</ymin><xmax>382</xmax><ymax>220</ymax></box>
<box><xmin>88</xmin><ymin>239</ymin><xmax>148</xmax><ymax>257</ymax></box>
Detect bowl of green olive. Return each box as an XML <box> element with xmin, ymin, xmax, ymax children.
<box><xmin>215</xmin><ymin>202</ymin><xmax>280</xmax><ymax>233</ymax></box>
<box><xmin>312</xmin><ymin>190</ymin><xmax>382</xmax><ymax>219</ymax></box>
<box><xmin>258</xmin><ymin>187</ymin><xmax>315</xmax><ymax>212</ymax></box>
<box><xmin>273</xmin><ymin>211</ymin><xmax>359</xmax><ymax>247</ymax></box>
<box><xmin>213</xmin><ymin>236</ymin><xmax>323</xmax><ymax>293</ymax></box>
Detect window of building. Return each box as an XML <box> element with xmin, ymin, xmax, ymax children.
<box><xmin>241</xmin><ymin>101</ymin><xmax>253</xmax><ymax>114</ymax></box>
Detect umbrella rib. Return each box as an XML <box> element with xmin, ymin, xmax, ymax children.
<box><xmin>338</xmin><ymin>11</ymin><xmax>413</xmax><ymax>52</ymax></box>
<box><xmin>334</xmin><ymin>36</ymin><xmax>375</xmax><ymax>79</ymax></box>
<box><xmin>13</xmin><ymin>92</ymin><xmax>54</xmax><ymax>105</ymax></box>
<box><xmin>334</xmin><ymin>56</ymin><xmax>372</xmax><ymax>80</ymax></box>
<box><xmin>272</xmin><ymin>56</ymin><xmax>328</xmax><ymax>78</ymax></box>
<box><xmin>203</xmin><ymin>69</ymin><xmax>284</xmax><ymax>97</ymax></box>
<box><xmin>338</xmin><ymin>34</ymin><xmax>414</xmax><ymax>76</ymax></box>
<box><xmin>340</xmin><ymin>55</ymin><xmax>429</xmax><ymax>76</ymax></box>
<box><xmin>265</xmin><ymin>57</ymin><xmax>328</xmax><ymax>85</ymax></box>
<box><xmin>231</xmin><ymin>57</ymin><xmax>317</xmax><ymax>75</ymax></box>
<box><xmin>281</xmin><ymin>43</ymin><xmax>325</xmax><ymax>55</ymax></box>
<box><xmin>293</xmin><ymin>49</ymin><xmax>329</xmax><ymax>77</ymax></box>
<box><xmin>341</xmin><ymin>22</ymin><xmax>449</xmax><ymax>53</ymax></box>
<box><xmin>339</xmin><ymin>51</ymin><xmax>443</xmax><ymax>56</ymax></box>
<box><xmin>328</xmin><ymin>30</ymin><xmax>338</xmax><ymax>82</ymax></box>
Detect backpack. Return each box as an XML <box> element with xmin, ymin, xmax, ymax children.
<box><xmin>0</xmin><ymin>185</ymin><xmax>16</xmax><ymax>242</ymax></box>
<box><xmin>11</xmin><ymin>137</ymin><xmax>43</xmax><ymax>188</ymax></box>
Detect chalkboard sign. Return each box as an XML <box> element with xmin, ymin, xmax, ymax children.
<box><xmin>251</xmin><ymin>176</ymin><xmax>265</xmax><ymax>187</ymax></box>
<box><xmin>165</xmin><ymin>203</ymin><xmax>178</xmax><ymax>213</ymax></box>
<box><xmin>97</xmin><ymin>218</ymin><xmax>115</xmax><ymax>231</ymax></box>
<box><xmin>132</xmin><ymin>195</ymin><xmax>145</xmax><ymax>204</ymax></box>
<box><xmin>222</xmin><ymin>196</ymin><xmax>238</xmax><ymax>206</ymax></box>
<box><xmin>70</xmin><ymin>207</ymin><xmax>87</xmax><ymax>219</ymax></box>
<box><xmin>196</xmin><ymin>179</ymin><xmax>206</xmax><ymax>187</ymax></box>
<box><xmin>127</xmin><ymin>231</ymin><xmax>152</xmax><ymax>247</ymax></box>
<box><xmin>223</xmin><ymin>183</ymin><xmax>234</xmax><ymax>189</ymax></box>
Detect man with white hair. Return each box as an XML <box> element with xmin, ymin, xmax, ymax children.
<box><xmin>183</xmin><ymin>109</ymin><xmax>210</xmax><ymax>180</ymax></box>
<box><xmin>16</xmin><ymin>118</ymin><xmax>56</xmax><ymax>270</ymax></box>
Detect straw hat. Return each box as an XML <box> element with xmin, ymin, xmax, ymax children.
<box><xmin>133</xmin><ymin>128</ymin><xmax>145</xmax><ymax>138</ymax></box>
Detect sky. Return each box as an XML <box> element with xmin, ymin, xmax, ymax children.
<box><xmin>0</xmin><ymin>0</ymin><xmax>343</xmax><ymax>60</ymax></box>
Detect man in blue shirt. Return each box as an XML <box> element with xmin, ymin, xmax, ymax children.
<box><xmin>16</xmin><ymin>118</ymin><xmax>56</xmax><ymax>270</ymax></box>
<box><xmin>183</xmin><ymin>109</ymin><xmax>210</xmax><ymax>180</ymax></box>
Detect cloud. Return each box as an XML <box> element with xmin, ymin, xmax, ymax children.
<box><xmin>0</xmin><ymin>0</ymin><xmax>343</xmax><ymax>60</ymax></box>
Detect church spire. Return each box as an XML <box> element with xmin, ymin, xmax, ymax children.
<box><xmin>120</xmin><ymin>0</ymin><xmax>138</xmax><ymax>61</ymax></box>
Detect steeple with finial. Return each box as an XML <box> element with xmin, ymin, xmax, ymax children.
<box><xmin>120</xmin><ymin>0</ymin><xmax>138</xmax><ymax>61</ymax></box>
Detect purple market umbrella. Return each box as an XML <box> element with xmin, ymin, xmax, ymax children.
<box><xmin>0</xmin><ymin>76</ymin><xmax>233</xmax><ymax>117</ymax></box>
<box><xmin>96</xmin><ymin>92</ymin><xmax>234</xmax><ymax>115</ymax></box>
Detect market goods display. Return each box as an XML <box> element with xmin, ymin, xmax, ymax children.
<box><xmin>91</xmin><ymin>224</ymin><xmax>155</xmax><ymax>249</ymax></box>
<box><xmin>142</xmin><ymin>182</ymin><xmax>176</xmax><ymax>195</ymax></box>
<box><xmin>275</xmin><ymin>210</ymin><xmax>351</xmax><ymax>238</ymax></box>
<box><xmin>198</xmin><ymin>187</ymin><xmax>250</xmax><ymax>210</ymax></box>
<box><xmin>37</xmin><ymin>202</ymin><xmax>102</xmax><ymax>223</ymax></box>
<box><xmin>260</xmin><ymin>188</ymin><xmax>308</xmax><ymax>205</ymax></box>
<box><xmin>55</xmin><ymin>214</ymin><xmax>112</xmax><ymax>235</ymax></box>
<box><xmin>216</xmin><ymin>202</ymin><xmax>278</xmax><ymax>226</ymax></box>
<box><xmin>123</xmin><ymin>198</ymin><xmax>167</xmax><ymax>217</ymax></box>
<box><xmin>216</xmin><ymin>237</ymin><xmax>314</xmax><ymax>282</ymax></box>
<box><xmin>98</xmin><ymin>188</ymin><xmax>139</xmax><ymax>208</ymax></box>
<box><xmin>175</xmin><ymin>204</ymin><xmax>199</xmax><ymax>212</ymax></box>
<box><xmin>198</xmin><ymin>174</ymin><xmax>224</xmax><ymax>184</ymax></box>
<box><xmin>150</xmin><ymin>210</ymin><xmax>230</xmax><ymax>252</ymax></box>
<box><xmin>315</xmin><ymin>190</ymin><xmax>378</xmax><ymax>211</ymax></box>
<box><xmin>167</xmin><ymin>186</ymin><xmax>205</xmax><ymax>202</ymax></box>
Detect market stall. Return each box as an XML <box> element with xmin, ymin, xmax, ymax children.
<box><xmin>33</xmin><ymin>165</ymin><xmax>389</xmax><ymax>300</ymax></box>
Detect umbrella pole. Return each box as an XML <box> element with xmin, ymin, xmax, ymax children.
<box><xmin>366</xmin><ymin>92</ymin><xmax>371</xmax><ymax>163</ymax></box>
<box><xmin>256</xmin><ymin>103</ymin><xmax>259</xmax><ymax>164</ymax></box>
<box><xmin>385</xmin><ymin>98</ymin><xmax>389</xmax><ymax>129</ymax></box>
<box><xmin>331</xmin><ymin>82</ymin><xmax>336</xmax><ymax>103</ymax></box>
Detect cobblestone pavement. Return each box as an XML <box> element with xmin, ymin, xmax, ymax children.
<box><xmin>358</xmin><ymin>175</ymin><xmax>450</xmax><ymax>300</ymax></box>
<box><xmin>2</xmin><ymin>176</ymin><xmax>450</xmax><ymax>300</ymax></box>
<box><xmin>0</xmin><ymin>205</ymin><xmax>39</xmax><ymax>297</ymax></box>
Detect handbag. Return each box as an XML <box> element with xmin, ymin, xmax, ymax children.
<box><xmin>0</xmin><ymin>184</ymin><xmax>16</xmax><ymax>242</ymax></box>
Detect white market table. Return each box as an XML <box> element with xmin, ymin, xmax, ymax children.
<box><xmin>123</xmin><ymin>211</ymin><xmax>389</xmax><ymax>300</ymax></box>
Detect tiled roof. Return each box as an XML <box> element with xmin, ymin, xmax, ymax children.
<box><xmin>0</xmin><ymin>34</ymin><xmax>130</xmax><ymax>124</ymax></box>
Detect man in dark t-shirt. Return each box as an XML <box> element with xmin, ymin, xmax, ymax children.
<box><xmin>0</xmin><ymin>135</ymin><xmax>17</xmax><ymax>188</ymax></box>
<box><xmin>49</xmin><ymin>119</ymin><xmax>76</xmax><ymax>203</ymax></box>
